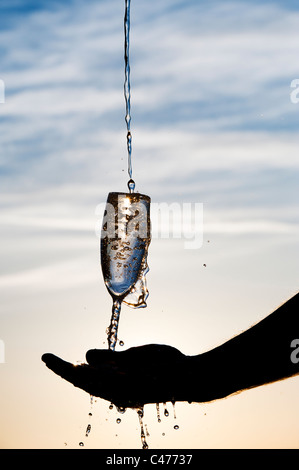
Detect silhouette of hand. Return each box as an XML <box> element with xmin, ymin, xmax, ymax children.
<box><xmin>42</xmin><ymin>292</ymin><xmax>299</xmax><ymax>408</ymax></box>
<box><xmin>42</xmin><ymin>345</ymin><xmax>189</xmax><ymax>409</ymax></box>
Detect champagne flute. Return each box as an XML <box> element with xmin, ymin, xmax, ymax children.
<box><xmin>101</xmin><ymin>191</ymin><xmax>151</xmax><ymax>351</ymax></box>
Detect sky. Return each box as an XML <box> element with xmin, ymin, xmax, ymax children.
<box><xmin>0</xmin><ymin>0</ymin><xmax>299</xmax><ymax>449</ymax></box>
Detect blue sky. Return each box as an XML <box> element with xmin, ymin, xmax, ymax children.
<box><xmin>1</xmin><ymin>0</ymin><xmax>299</xmax><ymax>195</ymax></box>
<box><xmin>1</xmin><ymin>0</ymin><xmax>298</xmax><ymax>262</ymax></box>
<box><xmin>0</xmin><ymin>0</ymin><xmax>299</xmax><ymax>449</ymax></box>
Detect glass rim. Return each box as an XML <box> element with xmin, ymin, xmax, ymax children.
<box><xmin>107</xmin><ymin>191</ymin><xmax>151</xmax><ymax>202</ymax></box>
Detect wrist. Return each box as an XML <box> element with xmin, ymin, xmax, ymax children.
<box><xmin>179</xmin><ymin>351</ymin><xmax>237</xmax><ymax>404</ymax></box>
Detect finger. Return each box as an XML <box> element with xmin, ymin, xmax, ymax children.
<box><xmin>85</xmin><ymin>349</ymin><xmax>117</xmax><ymax>367</ymax></box>
<box><xmin>42</xmin><ymin>353</ymin><xmax>94</xmax><ymax>391</ymax></box>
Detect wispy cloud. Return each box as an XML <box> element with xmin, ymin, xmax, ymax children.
<box><xmin>0</xmin><ymin>0</ymin><xmax>298</xmax><ymax>288</ymax></box>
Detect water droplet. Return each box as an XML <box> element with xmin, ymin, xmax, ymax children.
<box><xmin>137</xmin><ymin>407</ymin><xmax>149</xmax><ymax>449</ymax></box>
<box><xmin>163</xmin><ymin>402</ymin><xmax>169</xmax><ymax>417</ymax></box>
<box><xmin>119</xmin><ymin>340</ymin><xmax>124</xmax><ymax>347</ymax></box>
<box><xmin>116</xmin><ymin>406</ymin><xmax>126</xmax><ymax>414</ymax></box>
<box><xmin>127</xmin><ymin>179</ymin><xmax>135</xmax><ymax>193</ymax></box>
<box><xmin>156</xmin><ymin>403</ymin><xmax>161</xmax><ymax>423</ymax></box>
<box><xmin>109</xmin><ymin>403</ymin><xmax>114</xmax><ymax>410</ymax></box>
<box><xmin>85</xmin><ymin>424</ymin><xmax>91</xmax><ymax>437</ymax></box>
<box><xmin>79</xmin><ymin>442</ymin><xmax>84</xmax><ymax>447</ymax></box>
<box><xmin>116</xmin><ymin>418</ymin><xmax>121</xmax><ymax>424</ymax></box>
<box><xmin>172</xmin><ymin>401</ymin><xmax>177</xmax><ymax>419</ymax></box>
<box><xmin>203</xmin><ymin>263</ymin><xmax>206</xmax><ymax>267</ymax></box>
<box><xmin>174</xmin><ymin>425</ymin><xmax>179</xmax><ymax>430</ymax></box>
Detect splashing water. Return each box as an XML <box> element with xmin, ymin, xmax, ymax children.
<box><xmin>137</xmin><ymin>407</ymin><xmax>149</xmax><ymax>449</ymax></box>
<box><xmin>101</xmin><ymin>0</ymin><xmax>151</xmax><ymax>352</ymax></box>
<box><xmin>85</xmin><ymin>424</ymin><xmax>91</xmax><ymax>437</ymax></box>
<box><xmin>117</xmin><ymin>406</ymin><xmax>127</xmax><ymax>414</ymax></box>
<box><xmin>156</xmin><ymin>403</ymin><xmax>161</xmax><ymax>423</ymax></box>
<box><xmin>172</xmin><ymin>401</ymin><xmax>176</xmax><ymax>418</ymax></box>
<box><xmin>172</xmin><ymin>402</ymin><xmax>180</xmax><ymax>430</ymax></box>
<box><xmin>78</xmin><ymin>395</ymin><xmax>94</xmax><ymax>447</ymax></box>
<box><xmin>104</xmin><ymin>237</ymin><xmax>150</xmax><ymax>351</ymax></box>
<box><xmin>101</xmin><ymin>192</ymin><xmax>151</xmax><ymax>352</ymax></box>
<box><xmin>104</xmin><ymin>402</ymin><xmax>180</xmax><ymax>449</ymax></box>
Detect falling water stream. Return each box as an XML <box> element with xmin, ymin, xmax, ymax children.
<box><xmin>124</xmin><ymin>0</ymin><xmax>135</xmax><ymax>193</ymax></box>
<box><xmin>79</xmin><ymin>400</ymin><xmax>180</xmax><ymax>449</ymax></box>
<box><xmin>104</xmin><ymin>0</ymin><xmax>142</xmax><ymax>353</ymax></box>
<box><xmin>80</xmin><ymin>0</ymin><xmax>177</xmax><ymax>450</ymax></box>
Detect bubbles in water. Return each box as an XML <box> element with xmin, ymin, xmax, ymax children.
<box><xmin>127</xmin><ymin>131</ymin><xmax>132</xmax><ymax>153</ymax></box>
<box><xmin>101</xmin><ymin>192</ymin><xmax>151</xmax><ymax>352</ymax></box>
<box><xmin>107</xmin><ymin>299</ymin><xmax>121</xmax><ymax>352</ymax></box>
<box><xmin>122</xmin><ymin>254</ymin><xmax>150</xmax><ymax>310</ymax></box>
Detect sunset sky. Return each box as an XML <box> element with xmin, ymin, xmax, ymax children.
<box><xmin>0</xmin><ymin>0</ymin><xmax>299</xmax><ymax>449</ymax></box>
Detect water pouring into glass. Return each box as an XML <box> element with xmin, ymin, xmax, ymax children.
<box><xmin>101</xmin><ymin>192</ymin><xmax>151</xmax><ymax>351</ymax></box>
<box><xmin>101</xmin><ymin>0</ymin><xmax>151</xmax><ymax>352</ymax></box>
